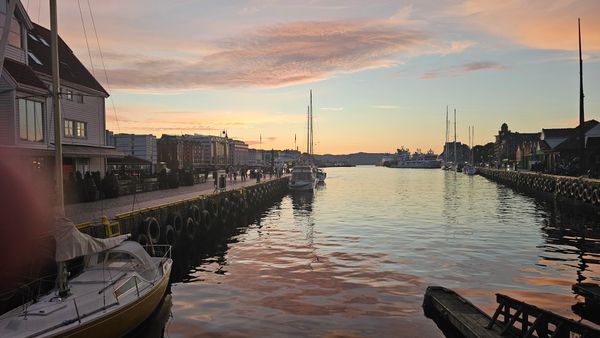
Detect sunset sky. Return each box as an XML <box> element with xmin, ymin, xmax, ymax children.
<box><xmin>29</xmin><ymin>0</ymin><xmax>600</xmax><ymax>154</ymax></box>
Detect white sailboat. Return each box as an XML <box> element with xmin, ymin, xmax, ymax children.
<box><xmin>289</xmin><ymin>90</ymin><xmax>318</xmax><ymax>191</ymax></box>
<box><xmin>0</xmin><ymin>2</ymin><xmax>172</xmax><ymax>336</ymax></box>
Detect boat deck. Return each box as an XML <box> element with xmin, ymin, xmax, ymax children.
<box><xmin>424</xmin><ymin>286</ymin><xmax>509</xmax><ymax>338</ymax></box>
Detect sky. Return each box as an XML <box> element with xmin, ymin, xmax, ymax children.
<box><xmin>27</xmin><ymin>0</ymin><xmax>600</xmax><ymax>154</ymax></box>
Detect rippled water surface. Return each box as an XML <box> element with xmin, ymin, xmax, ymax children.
<box><xmin>145</xmin><ymin>167</ymin><xmax>600</xmax><ymax>337</ymax></box>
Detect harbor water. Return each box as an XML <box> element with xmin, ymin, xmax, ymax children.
<box><xmin>136</xmin><ymin>166</ymin><xmax>600</xmax><ymax>337</ymax></box>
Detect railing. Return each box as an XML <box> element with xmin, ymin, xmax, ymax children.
<box><xmin>487</xmin><ymin>293</ymin><xmax>597</xmax><ymax>337</ymax></box>
<box><xmin>142</xmin><ymin>244</ymin><xmax>172</xmax><ymax>259</ymax></box>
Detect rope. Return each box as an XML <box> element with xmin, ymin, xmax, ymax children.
<box><xmin>77</xmin><ymin>0</ymin><xmax>95</xmax><ymax>76</ymax></box>
<box><xmin>87</xmin><ymin>0</ymin><xmax>120</xmax><ymax>133</ymax></box>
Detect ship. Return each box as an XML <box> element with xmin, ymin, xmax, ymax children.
<box><xmin>386</xmin><ymin>147</ymin><xmax>442</xmax><ymax>169</ymax></box>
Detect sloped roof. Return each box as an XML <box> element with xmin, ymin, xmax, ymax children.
<box><xmin>2</xmin><ymin>58</ymin><xmax>49</xmax><ymax>92</ymax></box>
<box><xmin>27</xmin><ymin>23</ymin><xmax>108</xmax><ymax>96</ymax></box>
<box><xmin>554</xmin><ymin>120</ymin><xmax>599</xmax><ymax>152</ymax></box>
<box><xmin>542</xmin><ymin>128</ymin><xmax>573</xmax><ymax>139</ymax></box>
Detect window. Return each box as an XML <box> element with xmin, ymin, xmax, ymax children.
<box><xmin>18</xmin><ymin>99</ymin><xmax>44</xmax><ymax>142</ymax></box>
<box><xmin>28</xmin><ymin>33</ymin><xmax>39</xmax><ymax>42</ymax></box>
<box><xmin>8</xmin><ymin>20</ymin><xmax>21</xmax><ymax>48</ymax></box>
<box><xmin>38</xmin><ymin>36</ymin><xmax>49</xmax><ymax>47</ymax></box>
<box><xmin>75</xmin><ymin>94</ymin><xmax>83</xmax><ymax>104</ymax></box>
<box><xmin>64</xmin><ymin>119</ymin><xmax>73</xmax><ymax>137</ymax></box>
<box><xmin>65</xmin><ymin>89</ymin><xmax>73</xmax><ymax>101</ymax></box>
<box><xmin>28</xmin><ymin>51</ymin><xmax>43</xmax><ymax>65</ymax></box>
<box><xmin>64</xmin><ymin>119</ymin><xmax>87</xmax><ymax>138</ymax></box>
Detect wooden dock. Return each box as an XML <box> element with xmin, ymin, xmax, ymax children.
<box><xmin>424</xmin><ymin>286</ymin><xmax>600</xmax><ymax>338</ymax></box>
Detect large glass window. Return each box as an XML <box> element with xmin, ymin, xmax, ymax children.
<box><xmin>8</xmin><ymin>16</ymin><xmax>21</xmax><ymax>48</ymax></box>
<box><xmin>18</xmin><ymin>99</ymin><xmax>44</xmax><ymax>142</ymax></box>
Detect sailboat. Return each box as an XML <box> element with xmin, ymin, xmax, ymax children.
<box><xmin>0</xmin><ymin>1</ymin><xmax>172</xmax><ymax>336</ymax></box>
<box><xmin>289</xmin><ymin>90</ymin><xmax>319</xmax><ymax>191</ymax></box>
<box><xmin>463</xmin><ymin>126</ymin><xmax>476</xmax><ymax>175</ymax></box>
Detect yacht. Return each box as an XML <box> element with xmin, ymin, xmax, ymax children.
<box><xmin>289</xmin><ymin>165</ymin><xmax>318</xmax><ymax>190</ymax></box>
<box><xmin>0</xmin><ymin>219</ymin><xmax>173</xmax><ymax>338</ymax></box>
<box><xmin>387</xmin><ymin>148</ymin><xmax>442</xmax><ymax>169</ymax></box>
<box><xmin>316</xmin><ymin>168</ymin><xmax>327</xmax><ymax>183</ymax></box>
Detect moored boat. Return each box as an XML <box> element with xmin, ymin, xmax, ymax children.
<box><xmin>289</xmin><ymin>165</ymin><xmax>318</xmax><ymax>191</ymax></box>
<box><xmin>0</xmin><ymin>219</ymin><xmax>173</xmax><ymax>338</ymax></box>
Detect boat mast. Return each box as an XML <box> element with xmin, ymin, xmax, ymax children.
<box><xmin>579</xmin><ymin>18</ymin><xmax>584</xmax><ymax>126</ymax></box>
<box><xmin>445</xmin><ymin>106</ymin><xmax>448</xmax><ymax>163</ymax></box>
<box><xmin>472</xmin><ymin>126</ymin><xmax>475</xmax><ymax>165</ymax></box>
<box><xmin>50</xmin><ymin>0</ymin><xmax>68</xmax><ymax>297</ymax></box>
<box><xmin>310</xmin><ymin>89</ymin><xmax>313</xmax><ymax>159</ymax></box>
<box><xmin>51</xmin><ymin>0</ymin><xmax>64</xmax><ymax>214</ymax></box>
<box><xmin>306</xmin><ymin>105</ymin><xmax>310</xmax><ymax>157</ymax></box>
<box><xmin>453</xmin><ymin>109</ymin><xmax>457</xmax><ymax>168</ymax></box>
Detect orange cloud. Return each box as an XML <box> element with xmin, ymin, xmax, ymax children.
<box><xmin>460</xmin><ymin>0</ymin><xmax>600</xmax><ymax>51</ymax></box>
<box><xmin>100</xmin><ymin>20</ymin><xmax>430</xmax><ymax>90</ymax></box>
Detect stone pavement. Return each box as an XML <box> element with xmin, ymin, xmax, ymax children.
<box><xmin>65</xmin><ymin>175</ymin><xmax>287</xmax><ymax>224</ymax></box>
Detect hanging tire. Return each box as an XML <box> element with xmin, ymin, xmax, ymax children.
<box><xmin>136</xmin><ymin>233</ymin><xmax>150</xmax><ymax>246</ymax></box>
<box><xmin>184</xmin><ymin>217</ymin><xmax>195</xmax><ymax>241</ymax></box>
<box><xmin>141</xmin><ymin>217</ymin><xmax>161</xmax><ymax>244</ymax></box>
<box><xmin>167</xmin><ymin>213</ymin><xmax>183</xmax><ymax>238</ymax></box>
<box><xmin>161</xmin><ymin>225</ymin><xmax>176</xmax><ymax>246</ymax></box>
<box><xmin>202</xmin><ymin>209</ymin><xmax>212</xmax><ymax>232</ymax></box>
<box><xmin>190</xmin><ymin>205</ymin><xmax>201</xmax><ymax>223</ymax></box>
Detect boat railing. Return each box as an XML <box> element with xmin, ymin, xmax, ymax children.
<box><xmin>142</xmin><ymin>244</ymin><xmax>172</xmax><ymax>260</ymax></box>
<box><xmin>487</xmin><ymin>293</ymin><xmax>596</xmax><ymax>337</ymax></box>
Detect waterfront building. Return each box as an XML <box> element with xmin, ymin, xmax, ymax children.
<box><xmin>229</xmin><ymin>139</ymin><xmax>249</xmax><ymax>166</ymax></box>
<box><xmin>494</xmin><ymin>123</ymin><xmax>538</xmax><ymax>166</ymax></box>
<box><xmin>112</xmin><ymin>133</ymin><xmax>157</xmax><ymax>173</ymax></box>
<box><xmin>0</xmin><ymin>3</ymin><xmax>122</xmax><ymax>177</ymax></box>
<box><xmin>157</xmin><ymin>135</ymin><xmax>183</xmax><ymax>170</ymax></box>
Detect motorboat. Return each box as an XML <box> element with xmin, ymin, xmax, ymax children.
<box><xmin>289</xmin><ymin>165</ymin><xmax>318</xmax><ymax>191</ymax></box>
<box><xmin>0</xmin><ymin>218</ymin><xmax>172</xmax><ymax>338</ymax></box>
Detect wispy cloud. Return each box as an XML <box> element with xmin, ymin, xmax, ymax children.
<box><xmin>372</xmin><ymin>105</ymin><xmax>399</xmax><ymax>109</ymax></box>
<box><xmin>421</xmin><ymin>61</ymin><xmax>508</xmax><ymax>80</ymax></box>
<box><xmin>320</xmin><ymin>107</ymin><xmax>344</xmax><ymax>111</ymax></box>
<box><xmin>103</xmin><ymin>19</ymin><xmax>430</xmax><ymax>91</ymax></box>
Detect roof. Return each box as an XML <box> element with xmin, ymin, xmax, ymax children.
<box><xmin>542</xmin><ymin>128</ymin><xmax>573</xmax><ymax>139</ymax></box>
<box><xmin>2</xmin><ymin>58</ymin><xmax>49</xmax><ymax>92</ymax></box>
<box><xmin>27</xmin><ymin>23</ymin><xmax>108</xmax><ymax>96</ymax></box>
<box><xmin>554</xmin><ymin>120</ymin><xmax>599</xmax><ymax>152</ymax></box>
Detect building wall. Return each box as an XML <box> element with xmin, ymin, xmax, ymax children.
<box><xmin>0</xmin><ymin>77</ymin><xmax>14</xmax><ymax>145</ymax></box>
<box><xmin>44</xmin><ymin>81</ymin><xmax>106</xmax><ymax>148</ymax></box>
<box><xmin>114</xmin><ymin>134</ymin><xmax>157</xmax><ymax>166</ymax></box>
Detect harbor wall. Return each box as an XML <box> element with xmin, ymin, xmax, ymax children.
<box><xmin>477</xmin><ymin>168</ymin><xmax>600</xmax><ymax>210</ymax></box>
<box><xmin>79</xmin><ymin>177</ymin><xmax>290</xmax><ymax>246</ymax></box>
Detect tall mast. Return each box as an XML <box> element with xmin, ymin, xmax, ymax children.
<box><xmin>306</xmin><ymin>105</ymin><xmax>310</xmax><ymax>155</ymax></box>
<box><xmin>445</xmin><ymin>106</ymin><xmax>448</xmax><ymax>163</ymax></box>
<box><xmin>453</xmin><ymin>109</ymin><xmax>457</xmax><ymax>167</ymax></box>
<box><xmin>51</xmin><ymin>0</ymin><xmax>64</xmax><ymax>215</ymax></box>
<box><xmin>468</xmin><ymin>126</ymin><xmax>471</xmax><ymax>164</ymax></box>
<box><xmin>50</xmin><ymin>0</ymin><xmax>68</xmax><ymax>297</ymax></box>
<box><xmin>310</xmin><ymin>90</ymin><xmax>313</xmax><ymax>157</ymax></box>
<box><xmin>579</xmin><ymin>18</ymin><xmax>584</xmax><ymax>126</ymax></box>
<box><xmin>472</xmin><ymin>126</ymin><xmax>475</xmax><ymax>165</ymax></box>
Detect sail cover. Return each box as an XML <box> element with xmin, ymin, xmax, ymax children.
<box><xmin>54</xmin><ymin>217</ymin><xmax>130</xmax><ymax>262</ymax></box>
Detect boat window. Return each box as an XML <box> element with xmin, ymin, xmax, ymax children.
<box><xmin>292</xmin><ymin>172</ymin><xmax>312</xmax><ymax>181</ymax></box>
<box><xmin>114</xmin><ymin>276</ymin><xmax>138</xmax><ymax>298</ymax></box>
<box><xmin>106</xmin><ymin>252</ymin><xmax>140</xmax><ymax>269</ymax></box>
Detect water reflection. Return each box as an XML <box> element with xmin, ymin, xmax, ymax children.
<box><xmin>132</xmin><ymin>167</ymin><xmax>600</xmax><ymax>337</ymax></box>
<box><xmin>124</xmin><ymin>294</ymin><xmax>172</xmax><ymax>338</ymax></box>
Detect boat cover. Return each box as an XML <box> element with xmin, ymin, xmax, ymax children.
<box><xmin>54</xmin><ymin>217</ymin><xmax>130</xmax><ymax>262</ymax></box>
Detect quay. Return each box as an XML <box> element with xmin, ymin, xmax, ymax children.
<box><xmin>72</xmin><ymin>175</ymin><xmax>290</xmax><ymax>248</ymax></box>
<box><xmin>477</xmin><ymin>168</ymin><xmax>600</xmax><ymax>211</ymax></box>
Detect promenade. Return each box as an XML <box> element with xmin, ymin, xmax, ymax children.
<box><xmin>65</xmin><ymin>175</ymin><xmax>287</xmax><ymax>224</ymax></box>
